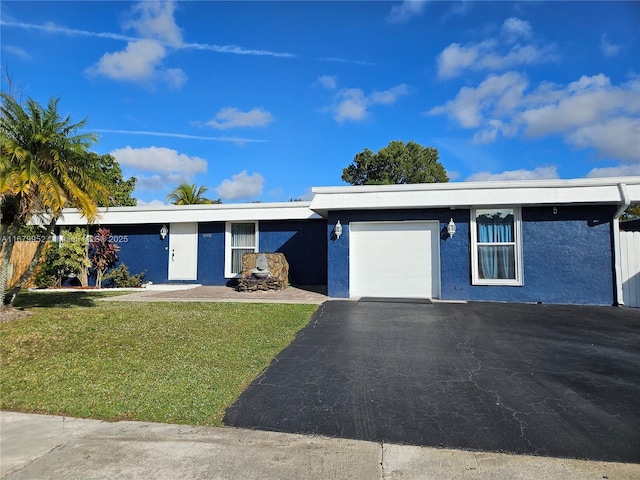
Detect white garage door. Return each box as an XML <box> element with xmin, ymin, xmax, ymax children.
<box><xmin>349</xmin><ymin>221</ymin><xmax>440</xmax><ymax>299</ymax></box>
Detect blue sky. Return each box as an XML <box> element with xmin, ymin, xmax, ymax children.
<box><xmin>2</xmin><ymin>1</ymin><xmax>639</xmax><ymax>205</ymax></box>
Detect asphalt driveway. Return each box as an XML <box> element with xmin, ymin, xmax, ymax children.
<box><xmin>224</xmin><ymin>300</ymin><xmax>640</xmax><ymax>463</ymax></box>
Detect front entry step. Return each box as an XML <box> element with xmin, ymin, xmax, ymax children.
<box><xmin>144</xmin><ymin>283</ymin><xmax>201</xmax><ymax>291</ymax></box>
<box><xmin>358</xmin><ymin>297</ymin><xmax>432</xmax><ymax>304</ymax></box>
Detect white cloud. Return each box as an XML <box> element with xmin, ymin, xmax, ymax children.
<box><xmin>387</xmin><ymin>1</ymin><xmax>428</xmax><ymax>24</ymax></box>
<box><xmin>329</xmin><ymin>84</ymin><xmax>409</xmax><ymax>123</ymax></box>
<box><xmin>502</xmin><ymin>17</ymin><xmax>532</xmax><ymax>40</ymax></box>
<box><xmin>110</xmin><ymin>146</ymin><xmax>207</xmax><ymax>174</ymax></box>
<box><xmin>206</xmin><ymin>107</ymin><xmax>274</xmax><ymax>130</ymax></box>
<box><xmin>567</xmin><ymin>118</ymin><xmax>640</xmax><ymax>162</ymax></box>
<box><xmin>124</xmin><ymin>1</ymin><xmax>183</xmax><ymax>47</ymax></box>
<box><xmin>318</xmin><ymin>57</ymin><xmax>375</xmax><ymax>66</ymax></box>
<box><xmin>3</xmin><ymin>19</ymin><xmax>295</xmax><ymax>58</ymax></box>
<box><xmin>137</xmin><ymin>198</ymin><xmax>166</xmax><ymax>206</ymax></box>
<box><xmin>87</xmin><ymin>38</ymin><xmax>187</xmax><ymax>88</ymax></box>
<box><xmin>85</xmin><ymin>2</ymin><xmax>186</xmax><ymax>88</ymax></box>
<box><xmin>163</xmin><ymin>68</ymin><xmax>187</xmax><ymax>89</ymax></box>
<box><xmin>436</xmin><ymin>42</ymin><xmax>481</xmax><ymax>79</ymax></box>
<box><xmin>2</xmin><ymin>45</ymin><xmax>32</xmax><ymax>60</ymax></box>
<box><xmin>436</xmin><ymin>18</ymin><xmax>557</xmax><ymax>79</ymax></box>
<box><xmin>316</xmin><ymin>75</ymin><xmax>337</xmax><ymax>90</ymax></box>
<box><xmin>334</xmin><ymin>88</ymin><xmax>369</xmax><ymax>123</ymax></box>
<box><xmin>371</xmin><ymin>84</ymin><xmax>410</xmax><ymax>105</ymax></box>
<box><xmin>215</xmin><ymin>171</ymin><xmax>264</xmax><ymax>201</ymax></box>
<box><xmin>5</xmin><ymin>3</ymin><xmax>293</xmax><ymax>90</ymax></box>
<box><xmin>466</xmin><ymin>166</ymin><xmax>559</xmax><ymax>182</ymax></box>
<box><xmin>586</xmin><ymin>164</ymin><xmax>640</xmax><ymax>178</ymax></box>
<box><xmin>442</xmin><ymin>1</ymin><xmax>473</xmax><ymax>20</ymax></box>
<box><xmin>429</xmin><ymin>72</ymin><xmax>528</xmax><ymax>128</ymax></box>
<box><xmin>89</xmin><ymin>39</ymin><xmax>165</xmax><ymax>81</ymax></box>
<box><xmin>600</xmin><ymin>34</ymin><xmax>621</xmax><ymax>58</ymax></box>
<box><xmin>97</xmin><ymin>128</ymin><xmax>267</xmax><ymax>144</ymax></box>
<box><xmin>429</xmin><ymin>72</ymin><xmax>640</xmax><ymax>163</ymax></box>
<box><xmin>0</xmin><ymin>20</ymin><xmax>136</xmax><ymax>42</ymax></box>
<box><xmin>185</xmin><ymin>41</ymin><xmax>295</xmax><ymax>58</ymax></box>
<box><xmin>136</xmin><ymin>173</ymin><xmax>190</xmax><ymax>191</ymax></box>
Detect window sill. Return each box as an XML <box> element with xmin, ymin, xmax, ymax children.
<box><xmin>472</xmin><ymin>280</ymin><xmax>523</xmax><ymax>287</ymax></box>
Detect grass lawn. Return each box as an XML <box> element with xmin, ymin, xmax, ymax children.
<box><xmin>0</xmin><ymin>291</ymin><xmax>318</xmax><ymax>426</ymax></box>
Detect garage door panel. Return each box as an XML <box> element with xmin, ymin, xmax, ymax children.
<box><xmin>350</xmin><ymin>221</ymin><xmax>439</xmax><ymax>299</ymax></box>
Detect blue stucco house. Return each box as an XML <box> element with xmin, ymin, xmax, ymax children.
<box><xmin>57</xmin><ymin>176</ymin><xmax>640</xmax><ymax>306</ymax></box>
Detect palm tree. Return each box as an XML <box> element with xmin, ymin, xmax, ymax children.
<box><xmin>166</xmin><ymin>183</ymin><xmax>219</xmax><ymax>205</ymax></box>
<box><xmin>1</xmin><ymin>91</ymin><xmax>109</xmax><ymax>307</ymax></box>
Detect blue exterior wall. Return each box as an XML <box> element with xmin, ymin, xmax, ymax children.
<box><xmin>260</xmin><ymin>220</ymin><xmax>327</xmax><ymax>285</ymax></box>
<box><xmin>327</xmin><ymin>205</ymin><xmax>616</xmax><ymax>305</ymax></box>
<box><xmin>77</xmin><ymin>224</ymin><xmax>169</xmax><ymax>285</ymax></box>
<box><xmin>194</xmin><ymin>220</ymin><xmax>327</xmax><ymax>286</ymax></box>
<box><xmin>519</xmin><ymin>206</ymin><xmax>615</xmax><ymax>305</ymax></box>
<box><xmin>115</xmin><ymin>224</ymin><xmax>169</xmax><ymax>283</ymax></box>
<box><xmin>327</xmin><ymin>209</ymin><xmax>466</xmax><ymax>298</ymax></box>
<box><xmin>73</xmin><ymin>219</ymin><xmax>327</xmax><ymax>287</ymax></box>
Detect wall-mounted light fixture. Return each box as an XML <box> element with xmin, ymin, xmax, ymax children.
<box><xmin>334</xmin><ymin>220</ymin><xmax>343</xmax><ymax>239</ymax></box>
<box><xmin>447</xmin><ymin>218</ymin><xmax>456</xmax><ymax>237</ymax></box>
<box><xmin>160</xmin><ymin>224</ymin><xmax>168</xmax><ymax>240</ymax></box>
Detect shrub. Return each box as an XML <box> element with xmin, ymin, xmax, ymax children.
<box><xmin>58</xmin><ymin>228</ymin><xmax>91</xmax><ymax>286</ymax></box>
<box><xmin>104</xmin><ymin>264</ymin><xmax>145</xmax><ymax>288</ymax></box>
<box><xmin>34</xmin><ymin>243</ymin><xmax>61</xmax><ymax>288</ymax></box>
<box><xmin>90</xmin><ymin>228</ymin><xmax>119</xmax><ymax>288</ymax></box>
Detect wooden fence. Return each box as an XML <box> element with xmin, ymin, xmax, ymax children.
<box><xmin>1</xmin><ymin>241</ymin><xmax>50</xmax><ymax>289</ymax></box>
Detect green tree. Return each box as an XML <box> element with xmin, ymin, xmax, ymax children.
<box><xmin>1</xmin><ymin>92</ymin><xmax>109</xmax><ymax>308</ymax></box>
<box><xmin>623</xmin><ymin>204</ymin><xmax>640</xmax><ymax>220</ymax></box>
<box><xmin>91</xmin><ymin>153</ymin><xmax>137</xmax><ymax>207</ymax></box>
<box><xmin>166</xmin><ymin>183</ymin><xmax>220</xmax><ymax>205</ymax></box>
<box><xmin>57</xmin><ymin>228</ymin><xmax>91</xmax><ymax>287</ymax></box>
<box><xmin>341</xmin><ymin>140</ymin><xmax>449</xmax><ymax>186</ymax></box>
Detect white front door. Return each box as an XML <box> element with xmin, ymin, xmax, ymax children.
<box><xmin>349</xmin><ymin>221</ymin><xmax>440</xmax><ymax>299</ymax></box>
<box><xmin>168</xmin><ymin>223</ymin><xmax>198</xmax><ymax>280</ymax></box>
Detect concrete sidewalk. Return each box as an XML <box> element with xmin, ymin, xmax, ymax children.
<box><xmin>101</xmin><ymin>285</ymin><xmax>328</xmax><ymax>304</ymax></box>
<box><xmin>2</xmin><ymin>412</ymin><xmax>638</xmax><ymax>479</ymax></box>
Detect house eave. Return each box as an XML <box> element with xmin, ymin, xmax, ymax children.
<box><xmin>310</xmin><ymin>177</ymin><xmax>640</xmax><ymax>217</ymax></box>
<box><xmin>56</xmin><ymin>201</ymin><xmax>322</xmax><ymax>226</ymax></box>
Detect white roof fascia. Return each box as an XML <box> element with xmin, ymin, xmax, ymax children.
<box><xmin>310</xmin><ymin>177</ymin><xmax>640</xmax><ymax>216</ymax></box>
<box><xmin>56</xmin><ymin>202</ymin><xmax>322</xmax><ymax>226</ymax></box>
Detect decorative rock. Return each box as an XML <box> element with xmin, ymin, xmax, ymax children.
<box><xmin>237</xmin><ymin>252</ymin><xmax>289</xmax><ymax>292</ymax></box>
<box><xmin>236</xmin><ymin>277</ymin><xmax>285</xmax><ymax>292</ymax></box>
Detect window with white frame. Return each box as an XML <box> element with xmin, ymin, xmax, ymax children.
<box><xmin>471</xmin><ymin>208</ymin><xmax>523</xmax><ymax>286</ymax></box>
<box><xmin>225</xmin><ymin>221</ymin><xmax>258</xmax><ymax>277</ymax></box>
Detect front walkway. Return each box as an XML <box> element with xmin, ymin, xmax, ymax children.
<box><xmin>102</xmin><ymin>285</ymin><xmax>328</xmax><ymax>304</ymax></box>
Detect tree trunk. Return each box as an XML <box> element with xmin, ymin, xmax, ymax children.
<box><xmin>1</xmin><ymin>223</ymin><xmax>19</xmax><ymax>308</ymax></box>
<box><xmin>79</xmin><ymin>264</ymin><xmax>89</xmax><ymax>287</ymax></box>
<box><xmin>79</xmin><ymin>226</ymin><xmax>89</xmax><ymax>287</ymax></box>
<box><xmin>4</xmin><ymin>218</ymin><xmax>57</xmax><ymax>307</ymax></box>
